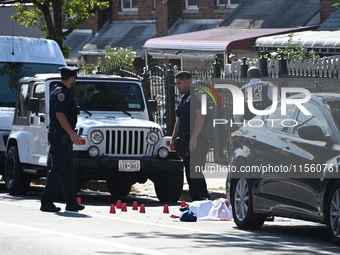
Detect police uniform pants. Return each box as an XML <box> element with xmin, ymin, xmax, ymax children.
<box><xmin>182</xmin><ymin>139</ymin><xmax>210</xmax><ymax>201</ymax></box>
<box><xmin>41</xmin><ymin>131</ymin><xmax>78</xmax><ymax>205</ymax></box>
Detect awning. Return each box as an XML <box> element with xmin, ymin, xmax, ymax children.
<box><xmin>255</xmin><ymin>30</ymin><xmax>340</xmax><ymax>52</ymax></box>
<box><xmin>144</xmin><ymin>26</ymin><xmax>314</xmax><ymax>53</ymax></box>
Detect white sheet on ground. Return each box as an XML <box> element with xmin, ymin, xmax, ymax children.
<box><xmin>188</xmin><ymin>199</ymin><xmax>233</xmax><ymax>221</ymax></box>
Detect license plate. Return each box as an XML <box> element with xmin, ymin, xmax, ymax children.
<box><xmin>118</xmin><ymin>160</ymin><xmax>141</xmax><ymax>172</ymax></box>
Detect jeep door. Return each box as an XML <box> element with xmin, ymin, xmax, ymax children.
<box><xmin>29</xmin><ymin>82</ymin><xmax>49</xmax><ymax>162</ymax></box>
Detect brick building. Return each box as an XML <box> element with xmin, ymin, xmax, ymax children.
<box><xmin>65</xmin><ymin>0</ymin><xmax>239</xmax><ymax>65</ymax></box>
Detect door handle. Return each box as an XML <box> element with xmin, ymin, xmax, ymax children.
<box><xmin>281</xmin><ymin>147</ymin><xmax>291</xmax><ymax>156</ymax></box>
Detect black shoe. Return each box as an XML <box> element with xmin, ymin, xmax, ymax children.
<box><xmin>65</xmin><ymin>203</ymin><xmax>85</xmax><ymax>211</ymax></box>
<box><xmin>40</xmin><ymin>203</ymin><xmax>61</xmax><ymax>212</ymax></box>
<box><xmin>179</xmin><ymin>205</ymin><xmax>189</xmax><ymax>212</ymax></box>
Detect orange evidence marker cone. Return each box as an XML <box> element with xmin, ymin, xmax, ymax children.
<box><xmin>77</xmin><ymin>197</ymin><xmax>82</xmax><ymax>204</ymax></box>
<box><xmin>110</xmin><ymin>205</ymin><xmax>116</xmax><ymax>214</ymax></box>
<box><xmin>180</xmin><ymin>201</ymin><xmax>187</xmax><ymax>207</ymax></box>
<box><xmin>121</xmin><ymin>203</ymin><xmax>127</xmax><ymax>212</ymax></box>
<box><xmin>132</xmin><ymin>201</ymin><xmax>138</xmax><ymax>210</ymax></box>
<box><xmin>163</xmin><ymin>204</ymin><xmax>169</xmax><ymax>213</ymax></box>
<box><xmin>140</xmin><ymin>204</ymin><xmax>146</xmax><ymax>213</ymax></box>
<box><xmin>116</xmin><ymin>200</ymin><xmax>122</xmax><ymax>209</ymax></box>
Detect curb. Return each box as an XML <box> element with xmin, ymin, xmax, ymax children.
<box><xmin>84</xmin><ymin>180</ymin><xmax>226</xmax><ymax>202</ymax></box>
<box><xmin>180</xmin><ymin>189</ymin><xmax>226</xmax><ymax>202</ymax></box>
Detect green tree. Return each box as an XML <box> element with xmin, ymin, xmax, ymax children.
<box><xmin>333</xmin><ymin>1</ymin><xmax>340</xmax><ymax>9</ymax></box>
<box><xmin>11</xmin><ymin>0</ymin><xmax>111</xmax><ymax>57</ymax></box>
<box><xmin>105</xmin><ymin>46</ymin><xmax>136</xmax><ymax>71</ymax></box>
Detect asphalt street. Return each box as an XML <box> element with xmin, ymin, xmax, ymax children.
<box><xmin>0</xmin><ymin>182</ymin><xmax>340</xmax><ymax>255</ymax></box>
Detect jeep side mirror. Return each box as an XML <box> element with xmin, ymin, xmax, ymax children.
<box><xmin>147</xmin><ymin>99</ymin><xmax>158</xmax><ymax>114</ymax></box>
<box><xmin>29</xmin><ymin>98</ymin><xmax>39</xmax><ymax>114</ymax></box>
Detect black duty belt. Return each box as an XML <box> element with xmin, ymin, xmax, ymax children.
<box><xmin>47</xmin><ymin>126</ymin><xmax>78</xmax><ymax>134</ymax></box>
<box><xmin>47</xmin><ymin>126</ymin><xmax>61</xmax><ymax>130</ymax></box>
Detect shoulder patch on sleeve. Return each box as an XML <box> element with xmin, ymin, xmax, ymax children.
<box><xmin>57</xmin><ymin>92</ymin><xmax>66</xmax><ymax>102</ymax></box>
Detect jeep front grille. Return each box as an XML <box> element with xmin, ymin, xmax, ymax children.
<box><xmin>105</xmin><ymin>130</ymin><xmax>145</xmax><ymax>155</ymax></box>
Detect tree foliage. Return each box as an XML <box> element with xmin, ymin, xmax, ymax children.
<box><xmin>81</xmin><ymin>47</ymin><xmax>136</xmax><ymax>75</ymax></box>
<box><xmin>11</xmin><ymin>0</ymin><xmax>111</xmax><ymax>57</ymax></box>
<box><xmin>265</xmin><ymin>33</ymin><xmax>319</xmax><ymax>61</ymax></box>
<box><xmin>333</xmin><ymin>1</ymin><xmax>340</xmax><ymax>9</ymax></box>
<box><xmin>105</xmin><ymin>46</ymin><xmax>136</xmax><ymax>70</ymax></box>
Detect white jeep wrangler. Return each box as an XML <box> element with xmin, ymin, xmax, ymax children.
<box><xmin>4</xmin><ymin>73</ymin><xmax>184</xmax><ymax>202</ymax></box>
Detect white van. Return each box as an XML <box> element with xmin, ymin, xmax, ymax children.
<box><xmin>0</xmin><ymin>36</ymin><xmax>66</xmax><ymax>173</ymax></box>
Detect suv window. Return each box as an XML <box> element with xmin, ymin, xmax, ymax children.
<box><xmin>264</xmin><ymin>104</ymin><xmax>297</xmax><ymax>133</ymax></box>
<box><xmin>13</xmin><ymin>83</ymin><xmax>30</xmax><ymax>125</ymax></box>
<box><xmin>18</xmin><ymin>84</ymin><xmax>29</xmax><ymax>118</ymax></box>
<box><xmin>293</xmin><ymin>102</ymin><xmax>330</xmax><ymax>136</ymax></box>
<box><xmin>58</xmin><ymin>81</ymin><xmax>145</xmax><ymax>112</ymax></box>
<box><xmin>33</xmin><ymin>83</ymin><xmax>45</xmax><ymax>113</ymax></box>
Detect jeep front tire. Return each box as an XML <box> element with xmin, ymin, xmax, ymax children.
<box><xmin>4</xmin><ymin>146</ymin><xmax>31</xmax><ymax>195</ymax></box>
<box><xmin>154</xmin><ymin>170</ymin><xmax>183</xmax><ymax>202</ymax></box>
<box><xmin>106</xmin><ymin>178</ymin><xmax>132</xmax><ymax>196</ymax></box>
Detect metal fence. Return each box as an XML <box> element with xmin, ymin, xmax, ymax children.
<box><xmin>97</xmin><ymin>55</ymin><xmax>340</xmax><ymax>164</ymax></box>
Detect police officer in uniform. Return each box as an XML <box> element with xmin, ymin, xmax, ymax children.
<box><xmin>40</xmin><ymin>66</ymin><xmax>85</xmax><ymax>212</ymax></box>
<box><xmin>234</xmin><ymin>66</ymin><xmax>278</xmax><ymax>124</ymax></box>
<box><xmin>170</xmin><ymin>71</ymin><xmax>210</xmax><ymax>201</ymax></box>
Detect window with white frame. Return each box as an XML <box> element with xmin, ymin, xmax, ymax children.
<box><xmin>217</xmin><ymin>0</ymin><xmax>240</xmax><ymax>8</ymax></box>
<box><xmin>121</xmin><ymin>0</ymin><xmax>138</xmax><ymax>11</ymax></box>
<box><xmin>186</xmin><ymin>0</ymin><xmax>198</xmax><ymax>9</ymax></box>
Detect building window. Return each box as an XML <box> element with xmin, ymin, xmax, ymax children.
<box><xmin>186</xmin><ymin>0</ymin><xmax>198</xmax><ymax>9</ymax></box>
<box><xmin>217</xmin><ymin>0</ymin><xmax>240</xmax><ymax>8</ymax></box>
<box><xmin>121</xmin><ymin>0</ymin><xmax>138</xmax><ymax>11</ymax></box>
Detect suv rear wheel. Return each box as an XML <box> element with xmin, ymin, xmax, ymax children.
<box><xmin>4</xmin><ymin>146</ymin><xmax>31</xmax><ymax>195</ymax></box>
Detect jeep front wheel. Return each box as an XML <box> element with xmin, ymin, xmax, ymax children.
<box><xmin>106</xmin><ymin>178</ymin><xmax>132</xmax><ymax>196</ymax></box>
<box><xmin>4</xmin><ymin>146</ymin><xmax>31</xmax><ymax>195</ymax></box>
<box><xmin>154</xmin><ymin>170</ymin><xmax>183</xmax><ymax>202</ymax></box>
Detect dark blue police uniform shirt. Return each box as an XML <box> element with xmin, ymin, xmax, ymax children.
<box><xmin>176</xmin><ymin>91</ymin><xmax>200</xmax><ymax>135</ymax></box>
<box><xmin>49</xmin><ymin>82</ymin><xmax>78</xmax><ymax>130</ymax></box>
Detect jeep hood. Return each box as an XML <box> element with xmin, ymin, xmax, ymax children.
<box><xmin>76</xmin><ymin>115</ymin><xmax>162</xmax><ymax>134</ymax></box>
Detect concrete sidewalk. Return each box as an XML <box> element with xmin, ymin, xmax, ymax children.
<box><xmin>84</xmin><ymin>171</ymin><xmax>227</xmax><ymax>201</ymax></box>
<box><xmin>131</xmin><ymin>174</ymin><xmax>227</xmax><ymax>202</ymax></box>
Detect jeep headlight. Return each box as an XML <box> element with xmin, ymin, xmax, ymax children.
<box><xmin>90</xmin><ymin>130</ymin><xmax>104</xmax><ymax>144</ymax></box>
<box><xmin>146</xmin><ymin>131</ymin><xmax>159</xmax><ymax>145</ymax></box>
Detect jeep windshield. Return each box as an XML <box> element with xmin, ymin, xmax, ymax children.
<box><xmin>0</xmin><ymin>62</ymin><xmax>62</xmax><ymax>107</ymax></box>
<box><xmin>63</xmin><ymin>81</ymin><xmax>145</xmax><ymax>112</ymax></box>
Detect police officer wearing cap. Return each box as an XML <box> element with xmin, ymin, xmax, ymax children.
<box><xmin>40</xmin><ymin>66</ymin><xmax>85</xmax><ymax>212</ymax></box>
<box><xmin>234</xmin><ymin>66</ymin><xmax>279</xmax><ymax>125</ymax></box>
<box><xmin>170</xmin><ymin>71</ymin><xmax>210</xmax><ymax>201</ymax></box>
